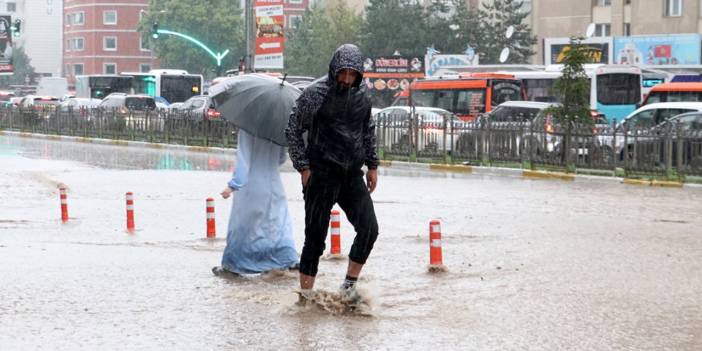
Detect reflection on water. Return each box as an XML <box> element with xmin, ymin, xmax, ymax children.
<box><xmin>0</xmin><ymin>134</ymin><xmax>236</xmax><ymax>172</ymax></box>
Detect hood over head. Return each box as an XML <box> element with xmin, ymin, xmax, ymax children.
<box><xmin>327</xmin><ymin>44</ymin><xmax>364</xmax><ymax>88</ymax></box>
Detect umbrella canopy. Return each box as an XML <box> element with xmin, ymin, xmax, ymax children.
<box><xmin>209</xmin><ymin>74</ymin><xmax>302</xmax><ymax>146</ymax></box>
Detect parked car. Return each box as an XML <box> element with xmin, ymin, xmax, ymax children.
<box><xmin>0</xmin><ymin>90</ymin><xmax>16</xmax><ymax>107</ymax></box>
<box><xmin>59</xmin><ymin>97</ymin><xmax>101</xmax><ymax>112</ymax></box>
<box><xmin>598</xmin><ymin>102</ymin><xmax>702</xmax><ymax>160</ymax></box>
<box><xmin>18</xmin><ymin>95</ymin><xmax>61</xmax><ymax>124</ymax></box>
<box><xmin>373</xmin><ymin>106</ymin><xmax>457</xmax><ymax>153</ymax></box>
<box><xmin>618</xmin><ymin>111</ymin><xmax>702</xmax><ymax>169</ymax></box>
<box><xmin>456</xmin><ymin>101</ymin><xmax>561</xmax><ymax>157</ymax></box>
<box><xmin>98</xmin><ymin>93</ymin><xmax>161</xmax><ymax>130</ymax></box>
<box><xmin>178</xmin><ymin>95</ymin><xmax>220</xmax><ymax>121</ymax></box>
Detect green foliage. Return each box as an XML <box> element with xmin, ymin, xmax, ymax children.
<box><xmin>548</xmin><ymin>37</ymin><xmax>592</xmax><ymax>126</ymax></box>
<box><xmin>285</xmin><ymin>1</ymin><xmax>362</xmax><ymax>77</ymax></box>
<box><xmin>0</xmin><ymin>46</ymin><xmax>35</xmax><ymax>87</ymax></box>
<box><xmin>139</xmin><ymin>0</ymin><xmax>245</xmax><ymax>78</ymax></box>
<box><xmin>443</xmin><ymin>3</ymin><xmax>483</xmax><ymax>55</ymax></box>
<box><xmin>476</xmin><ymin>0</ymin><xmax>536</xmax><ymax>64</ymax></box>
<box><xmin>361</xmin><ymin>0</ymin><xmax>429</xmax><ymax>58</ymax></box>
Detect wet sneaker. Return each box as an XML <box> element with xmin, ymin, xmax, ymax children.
<box><xmin>212</xmin><ymin>266</ymin><xmax>240</xmax><ymax>278</ymax></box>
<box><xmin>296</xmin><ymin>289</ymin><xmax>313</xmax><ymax>306</ymax></box>
<box><xmin>338</xmin><ymin>285</ymin><xmax>361</xmax><ymax>304</ymax></box>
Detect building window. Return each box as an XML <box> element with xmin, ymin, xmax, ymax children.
<box><xmin>103</xmin><ymin>37</ymin><xmax>117</xmax><ymax>51</ymax></box>
<box><xmin>595</xmin><ymin>0</ymin><xmax>611</xmax><ymax>5</ymax></box>
<box><xmin>103</xmin><ymin>10</ymin><xmax>117</xmax><ymax>25</ymax></box>
<box><xmin>623</xmin><ymin>23</ymin><xmax>631</xmax><ymax>36</ymax></box>
<box><xmin>70</xmin><ymin>38</ymin><xmax>85</xmax><ymax>51</ymax></box>
<box><xmin>66</xmin><ymin>40</ymin><xmax>71</xmax><ymax>52</ymax></box>
<box><xmin>595</xmin><ymin>23</ymin><xmax>610</xmax><ymax>37</ymax></box>
<box><xmin>288</xmin><ymin>0</ymin><xmax>303</xmax><ymax>4</ymax></box>
<box><xmin>7</xmin><ymin>2</ymin><xmax>16</xmax><ymax>12</ymax></box>
<box><xmin>665</xmin><ymin>0</ymin><xmax>682</xmax><ymax>16</ymax></box>
<box><xmin>288</xmin><ymin>15</ymin><xmax>303</xmax><ymax>29</ymax></box>
<box><xmin>140</xmin><ymin>64</ymin><xmax>151</xmax><ymax>73</ymax></box>
<box><xmin>70</xmin><ymin>12</ymin><xmax>85</xmax><ymax>25</ymax></box>
<box><xmin>139</xmin><ymin>38</ymin><xmax>150</xmax><ymax>51</ymax></box>
<box><xmin>104</xmin><ymin>63</ymin><xmax>116</xmax><ymax>74</ymax></box>
<box><xmin>74</xmin><ymin>64</ymin><xmax>84</xmax><ymax>76</ymax></box>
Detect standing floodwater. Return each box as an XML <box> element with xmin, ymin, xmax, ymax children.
<box><xmin>1</xmin><ymin>134</ymin><xmax>701</xmax><ymax>350</ymax></box>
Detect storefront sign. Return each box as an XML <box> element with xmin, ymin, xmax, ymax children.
<box><xmin>0</xmin><ymin>16</ymin><xmax>14</xmax><ymax>75</ymax></box>
<box><xmin>254</xmin><ymin>0</ymin><xmax>284</xmax><ymax>69</ymax></box>
<box><xmin>614</xmin><ymin>34</ymin><xmax>701</xmax><ymax>65</ymax></box>
<box><xmin>544</xmin><ymin>37</ymin><xmax>612</xmax><ymax>65</ymax></box>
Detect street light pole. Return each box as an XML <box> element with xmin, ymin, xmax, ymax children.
<box><xmin>245</xmin><ymin>0</ymin><xmax>255</xmax><ymax>73</ymax></box>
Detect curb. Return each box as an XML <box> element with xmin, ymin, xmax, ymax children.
<box><xmin>1</xmin><ymin>130</ymin><xmax>234</xmax><ymax>154</ymax></box>
<box><xmin>4</xmin><ymin>131</ymin><xmax>698</xmax><ymax>189</ymax></box>
<box><xmin>622</xmin><ymin>178</ymin><xmax>684</xmax><ymax>188</ymax></box>
<box><xmin>429</xmin><ymin>164</ymin><xmax>472</xmax><ymax>173</ymax></box>
<box><xmin>522</xmin><ymin>170</ymin><xmax>575</xmax><ymax>181</ymax></box>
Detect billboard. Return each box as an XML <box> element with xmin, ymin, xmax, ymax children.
<box><xmin>254</xmin><ymin>0</ymin><xmax>284</xmax><ymax>69</ymax></box>
<box><xmin>0</xmin><ymin>16</ymin><xmax>13</xmax><ymax>75</ymax></box>
<box><xmin>613</xmin><ymin>34</ymin><xmax>701</xmax><ymax>65</ymax></box>
<box><xmin>362</xmin><ymin>55</ymin><xmax>425</xmax><ymax>107</ymax></box>
<box><xmin>424</xmin><ymin>54</ymin><xmax>479</xmax><ymax>77</ymax></box>
<box><xmin>544</xmin><ymin>37</ymin><xmax>613</xmax><ymax>65</ymax></box>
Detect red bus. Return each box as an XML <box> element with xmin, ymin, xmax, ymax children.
<box><xmin>409</xmin><ymin>73</ymin><xmax>526</xmax><ymax>121</ymax></box>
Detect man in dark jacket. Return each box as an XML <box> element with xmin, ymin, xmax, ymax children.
<box><xmin>285</xmin><ymin>44</ymin><xmax>379</xmax><ymax>299</ymax></box>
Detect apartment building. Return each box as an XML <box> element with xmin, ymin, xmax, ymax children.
<box><xmin>1</xmin><ymin>0</ymin><xmax>63</xmax><ymax>78</ymax></box>
<box><xmin>63</xmin><ymin>0</ymin><xmax>152</xmax><ymax>83</ymax></box>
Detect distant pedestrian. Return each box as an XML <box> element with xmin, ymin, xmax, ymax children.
<box><xmin>285</xmin><ymin>44</ymin><xmax>379</xmax><ymax>301</ymax></box>
<box><xmin>213</xmin><ymin>129</ymin><xmax>299</xmax><ymax>276</ymax></box>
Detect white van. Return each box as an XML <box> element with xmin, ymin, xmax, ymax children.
<box><xmin>36</xmin><ymin>77</ymin><xmax>69</xmax><ymax>98</ymax></box>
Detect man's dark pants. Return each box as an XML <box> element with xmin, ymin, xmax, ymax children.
<box><xmin>299</xmin><ymin>167</ymin><xmax>379</xmax><ymax>277</ymax></box>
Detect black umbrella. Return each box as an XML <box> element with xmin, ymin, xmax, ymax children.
<box><xmin>209</xmin><ymin>74</ymin><xmax>302</xmax><ymax>146</ymax></box>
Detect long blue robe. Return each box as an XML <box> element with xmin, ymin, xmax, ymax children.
<box><xmin>220</xmin><ymin>130</ymin><xmax>299</xmax><ymax>274</ymax></box>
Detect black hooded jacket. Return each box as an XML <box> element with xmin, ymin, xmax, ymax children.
<box><xmin>285</xmin><ymin>44</ymin><xmax>379</xmax><ymax>172</ymax></box>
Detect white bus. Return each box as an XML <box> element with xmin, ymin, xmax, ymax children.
<box><xmin>509</xmin><ymin>65</ymin><xmax>641</xmax><ymax>122</ymax></box>
<box><xmin>120</xmin><ymin>69</ymin><xmax>204</xmax><ymax>104</ymax></box>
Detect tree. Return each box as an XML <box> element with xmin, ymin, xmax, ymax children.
<box><xmin>285</xmin><ymin>1</ymin><xmax>362</xmax><ymax>77</ymax></box>
<box><xmin>444</xmin><ymin>2</ymin><xmax>484</xmax><ymax>55</ymax></box>
<box><xmin>138</xmin><ymin>0</ymin><xmax>245</xmax><ymax>78</ymax></box>
<box><xmin>546</xmin><ymin>37</ymin><xmax>592</xmax><ymax>166</ymax></box>
<box><xmin>361</xmin><ymin>0</ymin><xmax>430</xmax><ymax>58</ymax></box>
<box><xmin>0</xmin><ymin>46</ymin><xmax>36</xmax><ymax>87</ymax></box>
<box><xmin>477</xmin><ymin>0</ymin><xmax>536</xmax><ymax>64</ymax></box>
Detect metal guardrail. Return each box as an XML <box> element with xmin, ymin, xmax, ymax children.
<box><xmin>0</xmin><ymin>106</ymin><xmax>238</xmax><ymax>148</ymax></box>
<box><xmin>375</xmin><ymin>111</ymin><xmax>702</xmax><ymax>178</ymax></box>
<box><xmin>2</xmin><ymin>105</ymin><xmax>701</xmax><ymax>178</ymax></box>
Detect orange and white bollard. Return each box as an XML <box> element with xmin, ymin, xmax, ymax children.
<box><xmin>59</xmin><ymin>186</ymin><xmax>69</xmax><ymax>223</ymax></box>
<box><xmin>428</xmin><ymin>219</ymin><xmax>447</xmax><ymax>272</ymax></box>
<box><xmin>329</xmin><ymin>210</ymin><xmax>341</xmax><ymax>255</ymax></box>
<box><xmin>206</xmin><ymin>198</ymin><xmax>216</xmax><ymax>239</ymax></box>
<box><xmin>126</xmin><ymin>192</ymin><xmax>135</xmax><ymax>233</ymax></box>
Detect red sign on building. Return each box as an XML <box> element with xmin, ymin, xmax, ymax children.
<box><xmin>254</xmin><ymin>0</ymin><xmax>284</xmax><ymax>69</ymax></box>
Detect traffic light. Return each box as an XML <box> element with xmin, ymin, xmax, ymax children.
<box><xmin>11</xmin><ymin>19</ymin><xmax>21</xmax><ymax>37</ymax></box>
<box><xmin>151</xmin><ymin>22</ymin><xmax>159</xmax><ymax>39</ymax></box>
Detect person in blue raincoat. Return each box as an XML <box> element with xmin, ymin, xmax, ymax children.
<box><xmin>213</xmin><ymin>129</ymin><xmax>299</xmax><ymax>276</ymax></box>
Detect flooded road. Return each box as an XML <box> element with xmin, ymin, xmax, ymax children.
<box><xmin>1</xmin><ymin>135</ymin><xmax>701</xmax><ymax>350</ymax></box>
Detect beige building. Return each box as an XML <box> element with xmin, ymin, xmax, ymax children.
<box><xmin>527</xmin><ymin>0</ymin><xmax>702</xmax><ymax>64</ymax></box>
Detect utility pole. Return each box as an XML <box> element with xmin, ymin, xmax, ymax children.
<box><xmin>244</xmin><ymin>0</ymin><xmax>255</xmax><ymax>73</ymax></box>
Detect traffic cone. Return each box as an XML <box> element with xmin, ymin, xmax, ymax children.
<box><xmin>126</xmin><ymin>192</ymin><xmax>135</xmax><ymax>233</ymax></box>
<box><xmin>206</xmin><ymin>198</ymin><xmax>216</xmax><ymax>239</ymax></box>
<box><xmin>428</xmin><ymin>219</ymin><xmax>447</xmax><ymax>272</ymax></box>
<box><xmin>330</xmin><ymin>210</ymin><xmax>341</xmax><ymax>255</ymax></box>
<box><xmin>59</xmin><ymin>186</ymin><xmax>68</xmax><ymax>223</ymax></box>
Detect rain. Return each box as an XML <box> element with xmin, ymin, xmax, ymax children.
<box><xmin>2</xmin><ymin>134</ymin><xmax>701</xmax><ymax>349</ymax></box>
